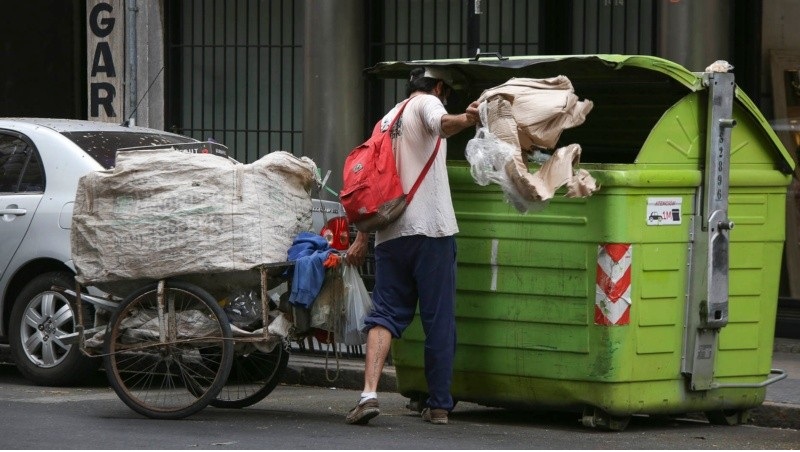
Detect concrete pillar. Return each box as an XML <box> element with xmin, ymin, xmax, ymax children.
<box><xmin>129</xmin><ymin>0</ymin><xmax>165</xmax><ymax>129</ymax></box>
<box><xmin>656</xmin><ymin>0</ymin><xmax>732</xmax><ymax>72</ymax></box>
<box><xmin>303</xmin><ymin>0</ymin><xmax>365</xmax><ymax>200</ymax></box>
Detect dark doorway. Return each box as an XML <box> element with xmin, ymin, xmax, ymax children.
<box><xmin>0</xmin><ymin>1</ymin><xmax>85</xmax><ymax>118</ymax></box>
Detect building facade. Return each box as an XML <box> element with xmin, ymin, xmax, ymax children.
<box><xmin>0</xmin><ymin>0</ymin><xmax>797</xmax><ymax>334</ymax></box>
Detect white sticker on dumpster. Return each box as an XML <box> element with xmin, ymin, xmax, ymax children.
<box><xmin>646</xmin><ymin>197</ymin><xmax>682</xmax><ymax>225</ymax></box>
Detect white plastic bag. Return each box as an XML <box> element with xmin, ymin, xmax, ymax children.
<box><xmin>338</xmin><ymin>264</ymin><xmax>372</xmax><ymax>346</ymax></box>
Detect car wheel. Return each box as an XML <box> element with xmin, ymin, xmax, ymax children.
<box><xmin>8</xmin><ymin>271</ymin><xmax>100</xmax><ymax>386</ymax></box>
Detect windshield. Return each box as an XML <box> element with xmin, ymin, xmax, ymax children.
<box><xmin>61</xmin><ymin>131</ymin><xmax>195</xmax><ymax>169</ymax></box>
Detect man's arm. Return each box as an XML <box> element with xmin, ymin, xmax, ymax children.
<box><xmin>345</xmin><ymin>230</ymin><xmax>369</xmax><ymax>267</ymax></box>
<box><xmin>440</xmin><ymin>101</ymin><xmax>480</xmax><ymax>137</ymax></box>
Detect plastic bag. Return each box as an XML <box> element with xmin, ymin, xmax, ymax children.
<box><xmin>337</xmin><ymin>264</ymin><xmax>372</xmax><ymax>346</ymax></box>
<box><xmin>310</xmin><ymin>267</ymin><xmax>344</xmax><ymax>332</ymax></box>
<box><xmin>223</xmin><ymin>289</ymin><xmax>263</xmax><ymax>329</ymax></box>
<box><xmin>465</xmin><ymin>102</ymin><xmax>551</xmax><ymax>214</ymax></box>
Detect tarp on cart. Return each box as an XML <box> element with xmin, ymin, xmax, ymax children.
<box><xmin>71</xmin><ymin>149</ymin><xmax>318</xmax><ymax>290</ymax></box>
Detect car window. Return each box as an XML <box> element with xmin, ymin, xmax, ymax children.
<box><xmin>61</xmin><ymin>131</ymin><xmax>195</xmax><ymax>169</ymax></box>
<box><xmin>0</xmin><ymin>134</ymin><xmax>37</xmax><ymax>193</ymax></box>
<box><xmin>18</xmin><ymin>150</ymin><xmax>44</xmax><ymax>192</ymax></box>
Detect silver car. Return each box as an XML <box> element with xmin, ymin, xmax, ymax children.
<box><xmin>0</xmin><ymin>118</ymin><xmax>198</xmax><ymax>385</ymax></box>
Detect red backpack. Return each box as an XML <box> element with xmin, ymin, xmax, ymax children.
<box><xmin>340</xmin><ymin>99</ymin><xmax>441</xmax><ymax>232</ymax></box>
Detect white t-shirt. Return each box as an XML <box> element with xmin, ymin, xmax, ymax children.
<box><xmin>374</xmin><ymin>94</ymin><xmax>459</xmax><ymax>246</ymax></box>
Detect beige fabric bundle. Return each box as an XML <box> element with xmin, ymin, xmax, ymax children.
<box><xmin>467</xmin><ymin>76</ymin><xmax>599</xmax><ymax>210</ymax></box>
<box><xmin>477</xmin><ymin>76</ymin><xmax>594</xmax><ymax>150</ymax></box>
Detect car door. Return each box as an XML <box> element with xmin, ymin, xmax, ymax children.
<box><xmin>0</xmin><ymin>133</ymin><xmax>44</xmax><ymax>279</ymax></box>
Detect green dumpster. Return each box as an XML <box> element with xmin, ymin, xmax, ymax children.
<box><xmin>366</xmin><ymin>55</ymin><xmax>795</xmax><ymax>430</ymax></box>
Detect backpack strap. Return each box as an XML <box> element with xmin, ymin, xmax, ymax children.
<box><xmin>384</xmin><ymin>99</ymin><xmax>411</xmax><ymax>135</ymax></box>
<box><xmin>385</xmin><ymin>96</ymin><xmax>442</xmax><ymax>205</ymax></box>
<box><xmin>405</xmin><ymin>136</ymin><xmax>441</xmax><ymax>204</ymax></box>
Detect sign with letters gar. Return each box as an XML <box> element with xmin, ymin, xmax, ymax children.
<box><xmin>87</xmin><ymin>0</ymin><xmax>124</xmax><ymax>122</ymax></box>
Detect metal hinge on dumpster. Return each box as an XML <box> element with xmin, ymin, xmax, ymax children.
<box><xmin>680</xmin><ymin>71</ymin><xmax>787</xmax><ymax>391</ymax></box>
<box><xmin>681</xmin><ymin>71</ymin><xmax>736</xmax><ymax>391</ymax></box>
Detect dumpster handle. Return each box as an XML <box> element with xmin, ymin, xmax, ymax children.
<box><xmin>709</xmin><ymin>368</ymin><xmax>787</xmax><ymax>389</ymax></box>
<box><xmin>469</xmin><ymin>51</ymin><xmax>508</xmax><ymax>62</ymax></box>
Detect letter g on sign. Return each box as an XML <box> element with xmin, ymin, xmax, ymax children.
<box><xmin>90</xmin><ymin>2</ymin><xmax>115</xmax><ymax>37</ymax></box>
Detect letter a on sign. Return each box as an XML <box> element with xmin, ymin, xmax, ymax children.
<box><xmin>87</xmin><ymin>0</ymin><xmax>124</xmax><ymax>122</ymax></box>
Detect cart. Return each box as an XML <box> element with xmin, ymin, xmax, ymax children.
<box><xmin>60</xmin><ymin>262</ymin><xmax>297</xmax><ymax>419</ymax></box>
<box><xmin>61</xmin><ymin>142</ymin><xmax>339</xmax><ymax>419</ymax></box>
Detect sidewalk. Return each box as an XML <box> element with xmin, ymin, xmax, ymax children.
<box><xmin>284</xmin><ymin>337</ymin><xmax>800</xmax><ymax>430</ymax></box>
<box><xmin>749</xmin><ymin>337</ymin><xmax>800</xmax><ymax>429</ymax></box>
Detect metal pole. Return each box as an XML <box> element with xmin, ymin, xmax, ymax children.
<box><xmin>126</xmin><ymin>0</ymin><xmax>138</xmax><ymax>126</ymax></box>
<box><xmin>467</xmin><ymin>0</ymin><xmax>481</xmax><ymax>58</ymax></box>
<box><xmin>656</xmin><ymin>0</ymin><xmax>732</xmax><ymax>72</ymax></box>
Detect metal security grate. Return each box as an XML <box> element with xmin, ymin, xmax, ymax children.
<box><xmin>365</xmin><ymin>0</ymin><xmax>544</xmax><ymax>123</ymax></box>
<box><xmin>164</xmin><ymin>0</ymin><xmax>303</xmax><ymax>163</ymax></box>
<box><xmin>571</xmin><ymin>0</ymin><xmax>655</xmax><ymax>54</ymax></box>
<box><xmin>162</xmin><ymin>0</ymin><xmax>560</xmax><ymax>362</ymax></box>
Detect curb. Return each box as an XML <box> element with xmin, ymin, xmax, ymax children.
<box><xmin>749</xmin><ymin>402</ymin><xmax>800</xmax><ymax>430</ymax></box>
<box><xmin>282</xmin><ymin>354</ymin><xmax>396</xmax><ymax>392</ymax></box>
<box><xmin>774</xmin><ymin>337</ymin><xmax>800</xmax><ymax>354</ymax></box>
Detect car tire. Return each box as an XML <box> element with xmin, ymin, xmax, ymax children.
<box><xmin>8</xmin><ymin>271</ymin><xmax>100</xmax><ymax>386</ymax></box>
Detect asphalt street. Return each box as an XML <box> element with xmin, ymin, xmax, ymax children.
<box><xmin>0</xmin><ymin>358</ymin><xmax>798</xmax><ymax>450</ymax></box>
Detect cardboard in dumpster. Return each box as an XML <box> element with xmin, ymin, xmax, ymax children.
<box><xmin>71</xmin><ymin>148</ymin><xmax>318</xmax><ymax>294</ymax></box>
<box><xmin>466</xmin><ymin>76</ymin><xmax>598</xmax><ymax>212</ymax></box>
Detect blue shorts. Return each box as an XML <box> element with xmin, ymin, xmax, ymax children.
<box><xmin>364</xmin><ymin>235</ymin><xmax>456</xmax><ymax>338</ymax></box>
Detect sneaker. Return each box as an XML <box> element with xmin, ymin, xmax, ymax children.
<box><xmin>422</xmin><ymin>407</ymin><xmax>449</xmax><ymax>425</ymax></box>
<box><xmin>345</xmin><ymin>398</ymin><xmax>380</xmax><ymax>425</ymax></box>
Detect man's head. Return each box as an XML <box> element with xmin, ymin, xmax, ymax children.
<box><xmin>407</xmin><ymin>66</ymin><xmax>456</xmax><ymax>104</ymax></box>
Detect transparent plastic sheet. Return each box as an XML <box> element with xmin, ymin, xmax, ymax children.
<box><xmin>464</xmin><ymin>103</ymin><xmax>550</xmax><ymax>213</ymax></box>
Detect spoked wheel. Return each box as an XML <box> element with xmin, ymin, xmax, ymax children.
<box><xmin>210</xmin><ymin>339</ymin><xmax>290</xmax><ymax>409</ymax></box>
<box><xmin>103</xmin><ymin>280</ymin><xmax>233</xmax><ymax>419</ymax></box>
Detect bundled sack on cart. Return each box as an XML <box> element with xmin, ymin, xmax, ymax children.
<box><xmin>71</xmin><ymin>148</ymin><xmax>318</xmax><ymax>291</ymax></box>
<box><xmin>465</xmin><ymin>76</ymin><xmax>599</xmax><ymax>212</ymax></box>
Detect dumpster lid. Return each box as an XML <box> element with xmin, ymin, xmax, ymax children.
<box><xmin>366</xmin><ymin>54</ymin><xmax>796</xmax><ymax>174</ymax></box>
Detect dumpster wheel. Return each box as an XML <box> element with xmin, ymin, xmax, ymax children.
<box><xmin>581</xmin><ymin>407</ymin><xmax>630</xmax><ymax>431</ymax></box>
<box><xmin>704</xmin><ymin>409</ymin><xmax>750</xmax><ymax>426</ymax></box>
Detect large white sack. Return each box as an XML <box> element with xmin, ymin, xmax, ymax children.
<box><xmin>71</xmin><ymin>149</ymin><xmax>318</xmax><ymax>291</ymax></box>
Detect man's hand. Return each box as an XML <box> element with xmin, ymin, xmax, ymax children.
<box><xmin>441</xmin><ymin>100</ymin><xmax>481</xmax><ymax>136</ymax></box>
<box><xmin>345</xmin><ymin>231</ymin><xmax>369</xmax><ymax>267</ymax></box>
<box><xmin>466</xmin><ymin>100</ymin><xmax>480</xmax><ymax>126</ymax></box>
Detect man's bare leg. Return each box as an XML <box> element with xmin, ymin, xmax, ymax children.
<box><xmin>363</xmin><ymin>325</ymin><xmax>392</xmax><ymax>393</ymax></box>
<box><xmin>346</xmin><ymin>325</ymin><xmax>391</xmax><ymax>424</ymax></box>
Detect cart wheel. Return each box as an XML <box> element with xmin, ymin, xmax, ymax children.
<box><xmin>705</xmin><ymin>409</ymin><xmax>750</xmax><ymax>426</ymax></box>
<box><xmin>103</xmin><ymin>280</ymin><xmax>233</xmax><ymax>419</ymax></box>
<box><xmin>581</xmin><ymin>406</ymin><xmax>631</xmax><ymax>431</ymax></box>
<box><xmin>210</xmin><ymin>339</ymin><xmax>290</xmax><ymax>409</ymax></box>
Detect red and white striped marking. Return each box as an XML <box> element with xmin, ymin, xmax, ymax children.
<box><xmin>594</xmin><ymin>243</ymin><xmax>632</xmax><ymax>326</ymax></box>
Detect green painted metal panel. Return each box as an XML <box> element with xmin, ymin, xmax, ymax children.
<box><xmin>394</xmin><ymin>165</ymin><xmax>787</xmax><ymax>415</ymax></box>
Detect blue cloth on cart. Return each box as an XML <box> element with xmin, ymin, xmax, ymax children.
<box><xmin>287</xmin><ymin>232</ymin><xmax>332</xmax><ymax>308</ymax></box>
